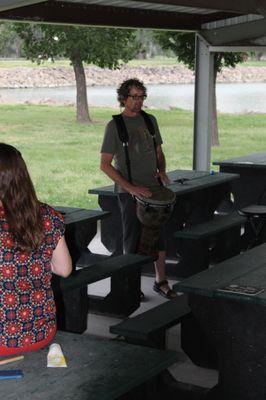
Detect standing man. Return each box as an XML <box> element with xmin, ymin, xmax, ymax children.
<box><xmin>100</xmin><ymin>78</ymin><xmax>176</xmax><ymax>299</ymax></box>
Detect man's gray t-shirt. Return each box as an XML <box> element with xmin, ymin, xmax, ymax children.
<box><xmin>101</xmin><ymin>113</ymin><xmax>163</xmax><ymax>192</ymax></box>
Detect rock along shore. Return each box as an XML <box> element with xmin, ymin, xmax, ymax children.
<box><xmin>0</xmin><ymin>64</ymin><xmax>266</xmax><ymax>88</ymax></box>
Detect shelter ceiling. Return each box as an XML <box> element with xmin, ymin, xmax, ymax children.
<box><xmin>0</xmin><ymin>0</ymin><xmax>265</xmax><ymax>29</ymax></box>
<box><xmin>0</xmin><ymin>0</ymin><xmax>265</xmax><ymax>44</ymax></box>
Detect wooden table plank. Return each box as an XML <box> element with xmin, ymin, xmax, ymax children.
<box><xmin>54</xmin><ymin>206</ymin><xmax>110</xmax><ymax>225</ymax></box>
<box><xmin>60</xmin><ymin>254</ymin><xmax>152</xmax><ymax>291</ymax></box>
<box><xmin>167</xmin><ymin>172</ymin><xmax>238</xmax><ymax>195</ymax></box>
<box><xmin>89</xmin><ymin>169</ymin><xmax>209</xmax><ymax>196</ymax></box>
<box><xmin>89</xmin><ymin>170</ymin><xmax>238</xmax><ymax>197</ymax></box>
<box><xmin>213</xmin><ymin>152</ymin><xmax>266</xmax><ymax>169</ymax></box>
<box><xmin>174</xmin><ymin>213</ymin><xmax>246</xmax><ymax>239</ymax></box>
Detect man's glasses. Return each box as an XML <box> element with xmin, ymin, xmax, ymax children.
<box><xmin>128</xmin><ymin>94</ymin><xmax>147</xmax><ymax>101</ymax></box>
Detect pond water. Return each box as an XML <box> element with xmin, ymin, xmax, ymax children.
<box><xmin>0</xmin><ymin>82</ymin><xmax>265</xmax><ymax>114</ymax></box>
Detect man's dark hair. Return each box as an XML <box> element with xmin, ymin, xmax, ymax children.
<box><xmin>117</xmin><ymin>78</ymin><xmax>147</xmax><ymax>107</ymax></box>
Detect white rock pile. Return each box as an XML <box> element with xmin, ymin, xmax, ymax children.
<box><xmin>0</xmin><ymin>64</ymin><xmax>265</xmax><ymax>88</ymax></box>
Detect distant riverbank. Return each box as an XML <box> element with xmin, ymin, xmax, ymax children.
<box><xmin>0</xmin><ymin>64</ymin><xmax>266</xmax><ymax>88</ymax></box>
<box><xmin>1</xmin><ymin>83</ymin><xmax>266</xmax><ymax>113</ymax></box>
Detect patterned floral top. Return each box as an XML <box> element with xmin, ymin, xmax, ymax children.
<box><xmin>0</xmin><ymin>203</ymin><xmax>65</xmax><ymax>355</ymax></box>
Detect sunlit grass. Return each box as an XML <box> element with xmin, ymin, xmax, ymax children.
<box><xmin>242</xmin><ymin>60</ymin><xmax>266</xmax><ymax>67</ymax></box>
<box><xmin>0</xmin><ymin>59</ymin><xmax>71</xmax><ymax>68</ymax></box>
<box><xmin>1</xmin><ymin>104</ymin><xmax>266</xmax><ymax>209</ymax></box>
<box><xmin>0</xmin><ymin>57</ymin><xmax>265</xmax><ymax>69</ymax></box>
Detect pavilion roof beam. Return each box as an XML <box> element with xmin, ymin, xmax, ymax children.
<box><xmin>0</xmin><ymin>0</ymin><xmax>45</xmax><ymax>12</ymax></box>
<box><xmin>114</xmin><ymin>0</ymin><xmax>265</xmax><ymax>16</ymax></box>
<box><xmin>0</xmin><ymin>1</ymin><xmax>207</xmax><ymax>29</ymax></box>
<box><xmin>1</xmin><ymin>0</ymin><xmax>264</xmax><ymax>15</ymax></box>
<box><xmin>202</xmin><ymin>17</ymin><xmax>266</xmax><ymax>45</ymax></box>
<box><xmin>209</xmin><ymin>45</ymin><xmax>266</xmax><ymax>52</ymax></box>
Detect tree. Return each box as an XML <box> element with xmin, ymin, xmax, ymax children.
<box><xmin>0</xmin><ymin>22</ymin><xmax>23</xmax><ymax>57</ymax></box>
<box><xmin>154</xmin><ymin>32</ymin><xmax>246</xmax><ymax>146</ymax></box>
<box><xmin>13</xmin><ymin>24</ymin><xmax>138</xmax><ymax>123</ymax></box>
<box><xmin>135</xmin><ymin>29</ymin><xmax>163</xmax><ymax>59</ymax></box>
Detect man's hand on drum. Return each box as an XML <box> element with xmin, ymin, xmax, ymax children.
<box><xmin>127</xmin><ymin>184</ymin><xmax>152</xmax><ymax>198</ymax></box>
<box><xmin>155</xmin><ymin>171</ymin><xmax>171</xmax><ymax>186</ymax></box>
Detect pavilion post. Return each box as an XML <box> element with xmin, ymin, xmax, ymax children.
<box><xmin>193</xmin><ymin>34</ymin><xmax>214</xmax><ymax>171</ymax></box>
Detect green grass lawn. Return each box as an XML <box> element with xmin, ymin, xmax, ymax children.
<box><xmin>1</xmin><ymin>104</ymin><xmax>266</xmax><ymax>209</ymax></box>
<box><xmin>0</xmin><ymin>57</ymin><xmax>177</xmax><ymax>68</ymax></box>
<box><xmin>0</xmin><ymin>57</ymin><xmax>266</xmax><ymax>68</ymax></box>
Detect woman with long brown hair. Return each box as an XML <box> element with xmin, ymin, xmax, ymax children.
<box><xmin>0</xmin><ymin>143</ymin><xmax>72</xmax><ymax>355</ymax></box>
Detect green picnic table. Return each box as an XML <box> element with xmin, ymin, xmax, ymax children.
<box><xmin>0</xmin><ymin>331</ymin><xmax>178</xmax><ymax>400</ymax></box>
<box><xmin>174</xmin><ymin>243</ymin><xmax>266</xmax><ymax>400</ymax></box>
<box><xmin>89</xmin><ymin>169</ymin><xmax>239</xmax><ymax>278</ymax></box>
<box><xmin>52</xmin><ymin>207</ymin><xmax>151</xmax><ymax>328</ymax></box>
<box><xmin>213</xmin><ymin>151</ymin><xmax>266</xmax><ymax>208</ymax></box>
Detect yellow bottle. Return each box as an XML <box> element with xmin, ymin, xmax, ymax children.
<box><xmin>47</xmin><ymin>343</ymin><xmax>67</xmax><ymax>368</ymax></box>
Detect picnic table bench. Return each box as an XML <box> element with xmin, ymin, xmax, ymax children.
<box><xmin>110</xmin><ymin>294</ymin><xmax>191</xmax><ymax>349</ymax></box>
<box><xmin>174</xmin><ymin>212</ymin><xmax>246</xmax><ymax>274</ymax></box>
<box><xmin>0</xmin><ymin>331</ymin><xmax>178</xmax><ymax>400</ymax></box>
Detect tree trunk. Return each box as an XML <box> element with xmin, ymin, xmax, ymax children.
<box><xmin>211</xmin><ymin>69</ymin><xmax>219</xmax><ymax>147</ymax></box>
<box><xmin>71</xmin><ymin>55</ymin><xmax>91</xmax><ymax>123</ymax></box>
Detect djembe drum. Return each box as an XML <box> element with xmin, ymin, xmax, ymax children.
<box><xmin>135</xmin><ymin>185</ymin><xmax>176</xmax><ymax>260</ymax></box>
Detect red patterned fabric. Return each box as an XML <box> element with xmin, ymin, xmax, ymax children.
<box><xmin>0</xmin><ymin>203</ymin><xmax>65</xmax><ymax>355</ymax></box>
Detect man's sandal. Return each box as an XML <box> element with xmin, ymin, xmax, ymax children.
<box><xmin>153</xmin><ymin>279</ymin><xmax>177</xmax><ymax>299</ymax></box>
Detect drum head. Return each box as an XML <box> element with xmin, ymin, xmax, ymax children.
<box><xmin>135</xmin><ymin>185</ymin><xmax>175</xmax><ymax>228</ymax></box>
<box><xmin>136</xmin><ymin>185</ymin><xmax>176</xmax><ymax>206</ymax></box>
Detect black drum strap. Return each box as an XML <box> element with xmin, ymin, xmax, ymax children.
<box><xmin>112</xmin><ymin>114</ymin><xmax>132</xmax><ymax>183</ymax></box>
